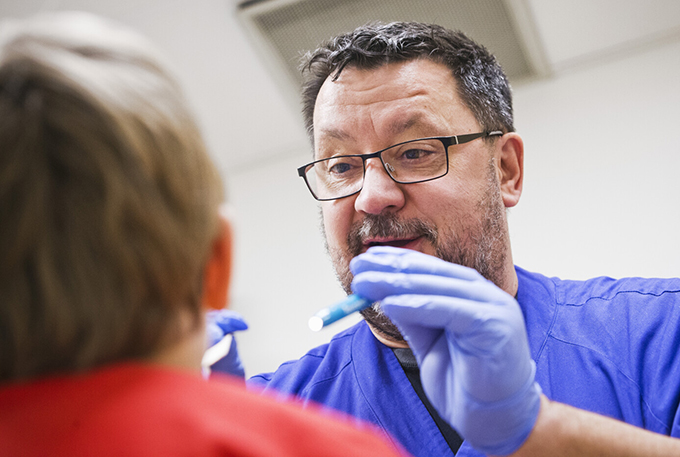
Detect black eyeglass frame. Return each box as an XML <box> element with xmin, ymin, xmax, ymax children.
<box><xmin>297</xmin><ymin>130</ymin><xmax>503</xmax><ymax>201</ymax></box>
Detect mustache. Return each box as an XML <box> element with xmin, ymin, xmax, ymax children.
<box><xmin>346</xmin><ymin>213</ymin><xmax>438</xmax><ymax>256</ymax></box>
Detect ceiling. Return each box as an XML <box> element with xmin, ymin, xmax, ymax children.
<box><xmin>1</xmin><ymin>0</ymin><xmax>679</xmax><ymax>173</ymax></box>
<box><xmin>234</xmin><ymin>0</ymin><xmax>550</xmax><ymax>118</ymax></box>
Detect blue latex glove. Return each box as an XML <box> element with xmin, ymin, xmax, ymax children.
<box><xmin>204</xmin><ymin>310</ymin><xmax>248</xmax><ymax>378</ymax></box>
<box><xmin>351</xmin><ymin>246</ymin><xmax>541</xmax><ymax>456</ymax></box>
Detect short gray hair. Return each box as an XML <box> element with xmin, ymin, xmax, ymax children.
<box><xmin>301</xmin><ymin>22</ymin><xmax>514</xmax><ymax>144</ymax></box>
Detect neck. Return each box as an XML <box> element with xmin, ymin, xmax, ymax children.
<box><xmin>367</xmin><ymin>322</ymin><xmax>410</xmax><ymax>349</ymax></box>
<box><xmin>500</xmin><ymin>245</ymin><xmax>519</xmax><ymax>297</ymax></box>
<box><xmin>147</xmin><ymin>311</ymin><xmax>206</xmax><ymax>373</ymax></box>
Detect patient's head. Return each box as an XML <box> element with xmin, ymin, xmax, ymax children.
<box><xmin>0</xmin><ymin>12</ymin><xmax>225</xmax><ymax>381</ymax></box>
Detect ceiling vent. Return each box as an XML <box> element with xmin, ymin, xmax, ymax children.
<box><xmin>235</xmin><ymin>0</ymin><xmax>550</xmax><ymax>120</ymax></box>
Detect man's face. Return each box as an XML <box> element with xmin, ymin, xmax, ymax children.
<box><xmin>313</xmin><ymin>59</ymin><xmax>514</xmax><ymax>341</ymax></box>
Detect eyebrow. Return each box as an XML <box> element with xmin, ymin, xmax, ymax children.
<box><xmin>387</xmin><ymin>116</ymin><xmax>420</xmax><ymax>136</ymax></box>
<box><xmin>317</xmin><ymin>127</ymin><xmax>352</xmax><ymax>142</ymax></box>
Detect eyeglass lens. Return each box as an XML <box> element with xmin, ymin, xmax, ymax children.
<box><xmin>305</xmin><ymin>138</ymin><xmax>448</xmax><ymax>200</ymax></box>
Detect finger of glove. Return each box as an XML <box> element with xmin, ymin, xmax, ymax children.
<box><xmin>383</xmin><ymin>294</ymin><xmax>533</xmax><ymax>403</ymax></box>
<box><xmin>381</xmin><ymin>295</ymin><xmax>524</xmax><ymax>423</ymax></box>
<box><xmin>207</xmin><ymin>309</ymin><xmax>249</xmax><ymax>333</ymax></box>
<box><xmin>380</xmin><ymin>297</ymin><xmax>445</xmax><ymax>362</ymax></box>
<box><xmin>417</xmin><ymin>333</ymin><xmax>458</xmax><ymax>417</ymax></box>
<box><xmin>351</xmin><ymin>246</ymin><xmax>482</xmax><ymax>281</ymax></box>
<box><xmin>206</xmin><ymin>320</ymin><xmax>226</xmax><ymax>346</ymax></box>
<box><xmin>380</xmin><ymin>294</ymin><xmax>484</xmax><ymax>343</ymax></box>
<box><xmin>211</xmin><ymin>337</ymin><xmax>246</xmax><ymax>379</ymax></box>
<box><xmin>352</xmin><ymin>270</ymin><xmax>511</xmax><ymax>304</ymax></box>
<box><xmin>381</xmin><ymin>293</ymin><xmax>527</xmax><ymax>358</ymax></box>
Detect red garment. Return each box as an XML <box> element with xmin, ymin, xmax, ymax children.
<box><xmin>0</xmin><ymin>363</ymin><xmax>406</xmax><ymax>457</ymax></box>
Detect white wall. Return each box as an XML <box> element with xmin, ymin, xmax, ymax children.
<box><xmin>0</xmin><ymin>0</ymin><xmax>308</xmax><ymax>175</ymax></box>
<box><xmin>229</xmin><ymin>39</ymin><xmax>680</xmax><ymax>376</ymax></box>
<box><xmin>510</xmin><ymin>40</ymin><xmax>680</xmax><ymax>279</ymax></box>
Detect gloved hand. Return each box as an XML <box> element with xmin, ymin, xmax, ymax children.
<box><xmin>204</xmin><ymin>309</ymin><xmax>248</xmax><ymax>379</ymax></box>
<box><xmin>351</xmin><ymin>246</ymin><xmax>541</xmax><ymax>456</ymax></box>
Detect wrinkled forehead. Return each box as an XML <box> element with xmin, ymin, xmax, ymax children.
<box><xmin>312</xmin><ymin>60</ymin><xmax>477</xmax><ymax>154</ymax></box>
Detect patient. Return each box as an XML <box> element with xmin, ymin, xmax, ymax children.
<box><xmin>0</xmin><ymin>12</ymin><xmax>406</xmax><ymax>457</ymax></box>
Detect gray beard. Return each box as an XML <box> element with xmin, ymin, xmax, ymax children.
<box><xmin>323</xmin><ymin>160</ymin><xmax>509</xmax><ymax>343</ymax></box>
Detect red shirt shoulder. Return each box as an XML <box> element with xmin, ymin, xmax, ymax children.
<box><xmin>0</xmin><ymin>363</ymin><xmax>407</xmax><ymax>457</ymax></box>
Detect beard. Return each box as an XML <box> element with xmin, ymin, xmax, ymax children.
<box><xmin>323</xmin><ymin>159</ymin><xmax>509</xmax><ymax>343</ymax></box>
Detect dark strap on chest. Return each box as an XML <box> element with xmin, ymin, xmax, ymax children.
<box><xmin>392</xmin><ymin>348</ymin><xmax>463</xmax><ymax>455</ymax></box>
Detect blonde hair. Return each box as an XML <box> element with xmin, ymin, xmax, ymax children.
<box><xmin>0</xmin><ymin>12</ymin><xmax>223</xmax><ymax>381</ymax></box>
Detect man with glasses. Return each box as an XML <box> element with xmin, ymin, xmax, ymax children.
<box><xmin>243</xmin><ymin>22</ymin><xmax>680</xmax><ymax>456</ymax></box>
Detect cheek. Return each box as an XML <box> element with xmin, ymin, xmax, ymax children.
<box><xmin>321</xmin><ymin>200</ymin><xmax>355</xmax><ymax>248</ymax></box>
<box><xmin>411</xmin><ymin>180</ymin><xmax>475</xmax><ymax>219</ymax></box>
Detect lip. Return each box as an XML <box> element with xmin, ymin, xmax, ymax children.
<box><xmin>361</xmin><ymin>236</ymin><xmax>424</xmax><ymax>253</ymax></box>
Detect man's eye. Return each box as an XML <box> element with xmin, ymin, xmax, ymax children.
<box><xmin>402</xmin><ymin>148</ymin><xmax>434</xmax><ymax>160</ymax></box>
<box><xmin>328</xmin><ymin>161</ymin><xmax>353</xmax><ymax>174</ymax></box>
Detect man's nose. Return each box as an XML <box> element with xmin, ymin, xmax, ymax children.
<box><xmin>354</xmin><ymin>158</ymin><xmax>405</xmax><ymax>215</ymax></box>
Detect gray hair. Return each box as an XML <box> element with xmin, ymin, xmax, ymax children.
<box><xmin>301</xmin><ymin>22</ymin><xmax>514</xmax><ymax>145</ymax></box>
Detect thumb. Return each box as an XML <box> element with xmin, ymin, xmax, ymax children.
<box><xmin>381</xmin><ymin>295</ymin><xmax>446</xmax><ymax>360</ymax></box>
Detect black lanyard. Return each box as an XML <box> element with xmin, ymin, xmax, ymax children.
<box><xmin>392</xmin><ymin>348</ymin><xmax>463</xmax><ymax>455</ymax></box>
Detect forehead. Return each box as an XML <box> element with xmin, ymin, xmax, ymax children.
<box><xmin>313</xmin><ymin>59</ymin><xmax>476</xmax><ymax>148</ymax></box>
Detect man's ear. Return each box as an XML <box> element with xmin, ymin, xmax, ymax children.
<box><xmin>202</xmin><ymin>210</ymin><xmax>232</xmax><ymax>311</ymax></box>
<box><xmin>496</xmin><ymin>132</ymin><xmax>524</xmax><ymax>208</ymax></box>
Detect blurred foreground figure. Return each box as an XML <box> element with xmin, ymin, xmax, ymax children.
<box><xmin>0</xmin><ymin>12</ymin><xmax>407</xmax><ymax>457</ymax></box>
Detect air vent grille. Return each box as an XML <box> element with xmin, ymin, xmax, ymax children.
<box><xmin>237</xmin><ymin>0</ymin><xmax>548</xmax><ymax>114</ymax></box>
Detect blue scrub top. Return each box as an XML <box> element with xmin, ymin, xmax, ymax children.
<box><xmin>249</xmin><ymin>267</ymin><xmax>680</xmax><ymax>457</ymax></box>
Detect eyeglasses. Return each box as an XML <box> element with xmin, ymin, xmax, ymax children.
<box><xmin>297</xmin><ymin>131</ymin><xmax>502</xmax><ymax>201</ymax></box>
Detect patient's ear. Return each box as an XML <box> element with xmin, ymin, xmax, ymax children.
<box><xmin>202</xmin><ymin>211</ymin><xmax>232</xmax><ymax>310</ymax></box>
